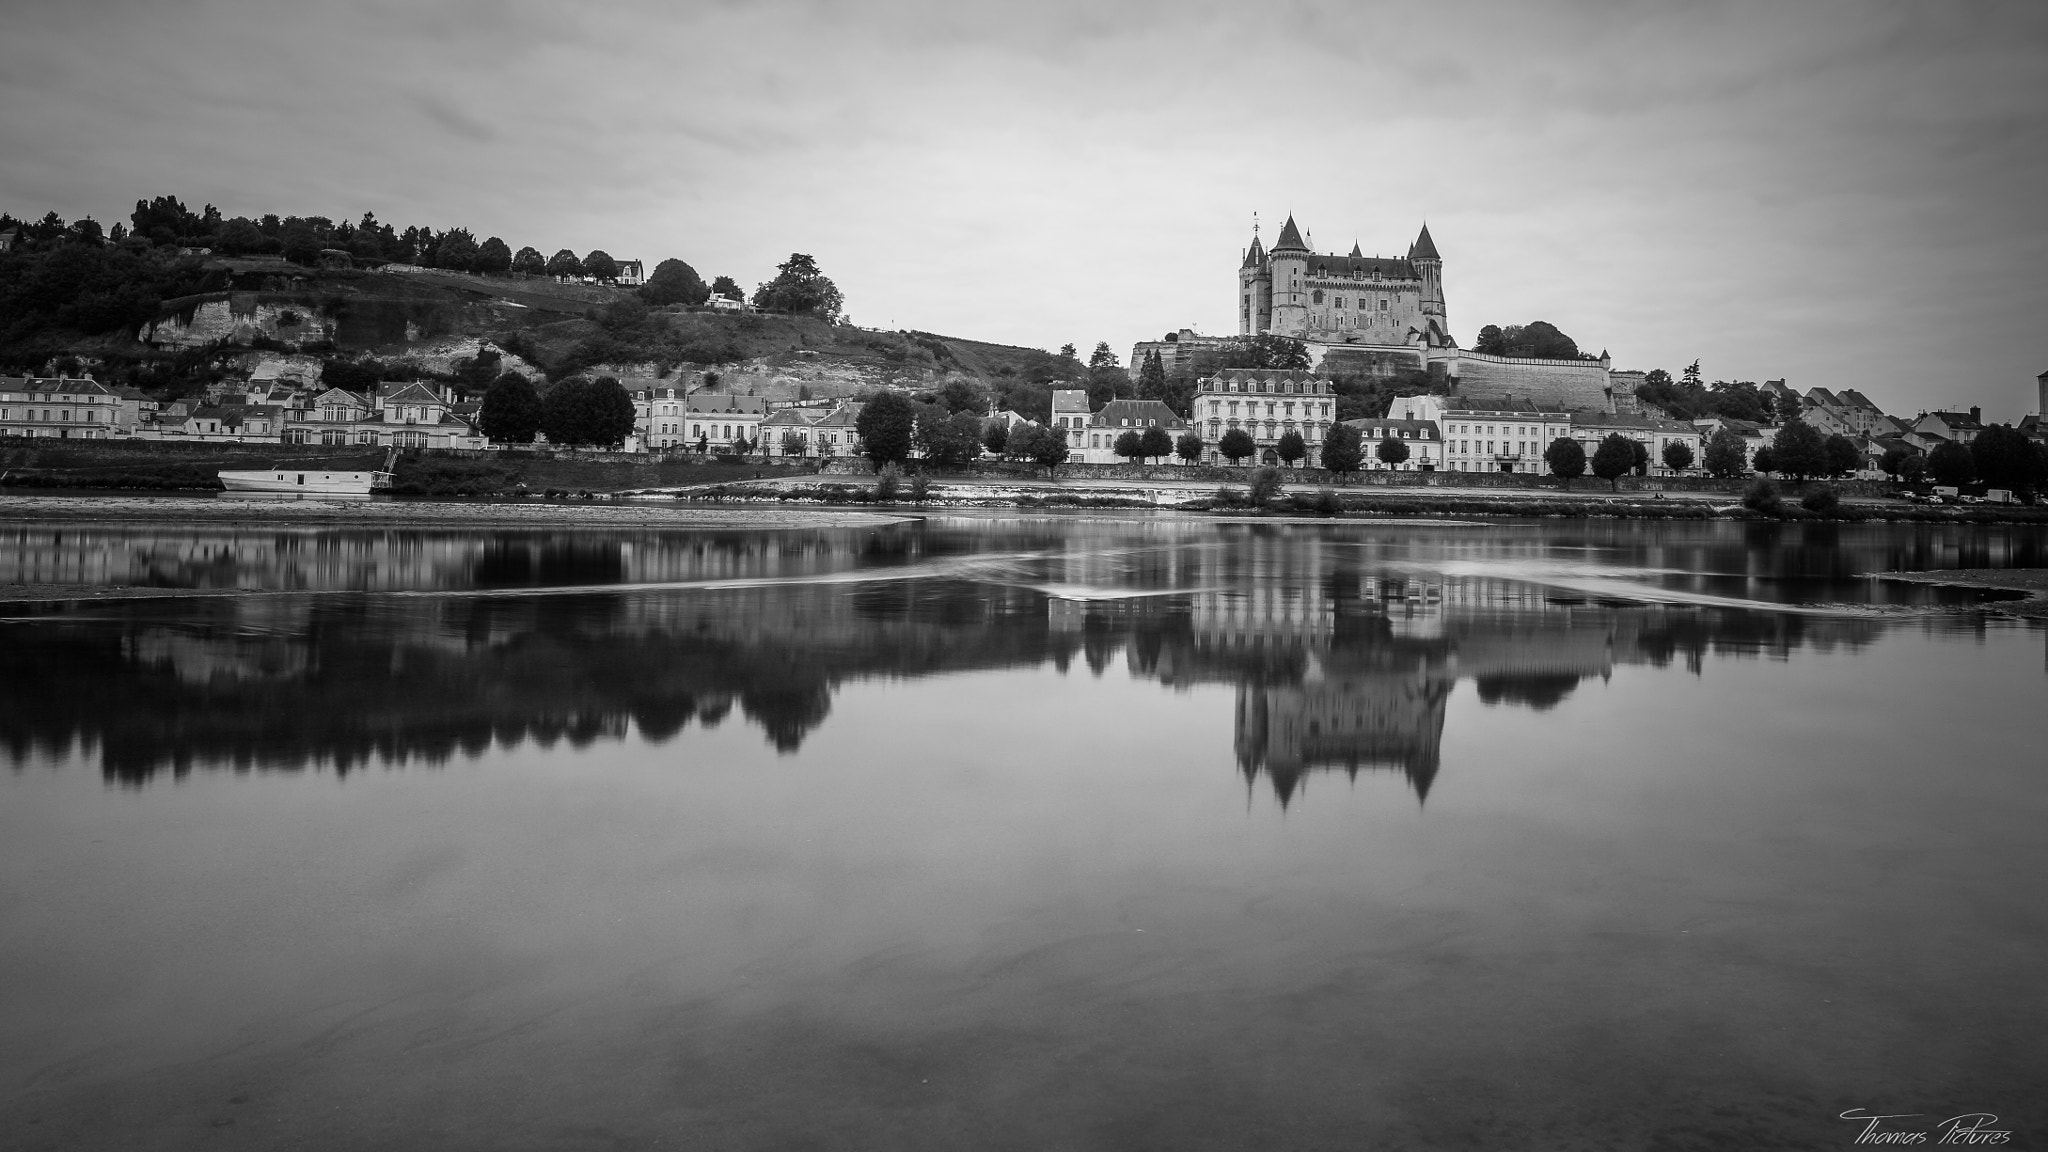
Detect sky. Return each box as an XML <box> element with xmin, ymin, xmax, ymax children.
<box><xmin>2</xmin><ymin>0</ymin><xmax>2045</xmax><ymax>417</ymax></box>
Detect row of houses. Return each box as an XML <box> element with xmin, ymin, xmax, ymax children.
<box><xmin>0</xmin><ymin>375</ymin><xmax>489</xmax><ymax>448</ymax></box>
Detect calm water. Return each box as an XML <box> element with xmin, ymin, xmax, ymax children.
<box><xmin>2</xmin><ymin>515</ymin><xmax>2045</xmax><ymax>1150</ymax></box>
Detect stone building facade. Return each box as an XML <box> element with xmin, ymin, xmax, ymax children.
<box><xmin>1187</xmin><ymin>368</ymin><xmax>1338</xmax><ymax>467</ymax></box>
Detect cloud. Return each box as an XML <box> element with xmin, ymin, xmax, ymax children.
<box><xmin>1</xmin><ymin>0</ymin><xmax>2045</xmax><ymax>413</ymax></box>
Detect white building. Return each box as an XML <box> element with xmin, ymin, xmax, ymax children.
<box><xmin>681</xmin><ymin>393</ymin><xmax>767</xmax><ymax>450</ymax></box>
<box><xmin>0</xmin><ymin>377</ymin><xmax>120</xmax><ymax>439</ymax></box>
<box><xmin>1073</xmin><ymin>399</ymin><xmax>1190</xmax><ymax>464</ymax></box>
<box><xmin>1390</xmin><ymin>394</ymin><xmax>1572</xmax><ymax>474</ymax></box>
<box><xmin>1341</xmin><ymin>417</ymin><xmax>1443</xmax><ymax>471</ymax></box>
<box><xmin>1188</xmin><ymin>369</ymin><xmax>1339</xmax><ymax>467</ymax></box>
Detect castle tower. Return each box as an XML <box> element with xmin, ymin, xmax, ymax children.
<box><xmin>1408</xmin><ymin>224</ymin><xmax>1446</xmax><ymax>346</ymax></box>
<box><xmin>2037</xmin><ymin>368</ymin><xmax>2047</xmax><ymax>415</ymax></box>
<box><xmin>1267</xmin><ymin>215</ymin><xmax>1311</xmax><ymax>337</ymax></box>
<box><xmin>1238</xmin><ymin>228</ymin><xmax>1270</xmax><ymax>335</ymax></box>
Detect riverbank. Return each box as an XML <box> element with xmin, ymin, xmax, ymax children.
<box><xmin>0</xmin><ymin>492</ymin><xmax>913</xmax><ymax>530</ymax></box>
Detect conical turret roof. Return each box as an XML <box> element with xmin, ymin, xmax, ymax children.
<box><xmin>1408</xmin><ymin>223</ymin><xmax>1440</xmax><ymax>260</ymax></box>
<box><xmin>1348</xmin><ymin>241</ymin><xmax>1363</xmax><ymax>258</ymax></box>
<box><xmin>1241</xmin><ymin>232</ymin><xmax>1266</xmax><ymax>269</ymax></box>
<box><xmin>1271</xmin><ymin>215</ymin><xmax>1308</xmax><ymax>252</ymax></box>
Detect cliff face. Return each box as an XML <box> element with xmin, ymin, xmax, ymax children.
<box><xmin>139</xmin><ymin>295</ymin><xmax>338</xmax><ymax>350</ymax></box>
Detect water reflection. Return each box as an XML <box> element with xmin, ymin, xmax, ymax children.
<box><xmin>7</xmin><ymin>517</ymin><xmax>2039</xmax><ymax>804</ymax></box>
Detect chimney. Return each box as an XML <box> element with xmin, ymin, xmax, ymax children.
<box><xmin>1970</xmin><ymin>406</ymin><xmax>1981</xmax><ymax>424</ymax></box>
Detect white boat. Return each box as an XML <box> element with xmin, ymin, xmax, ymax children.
<box><xmin>218</xmin><ymin>469</ymin><xmax>393</xmax><ymax>495</ymax></box>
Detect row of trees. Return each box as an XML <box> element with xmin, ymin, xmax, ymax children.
<box><xmin>475</xmin><ymin>373</ymin><xmax>636</xmax><ymax>448</ymax></box>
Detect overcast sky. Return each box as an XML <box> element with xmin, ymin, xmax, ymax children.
<box><xmin>3</xmin><ymin>0</ymin><xmax>2044</xmax><ymax>415</ymax></box>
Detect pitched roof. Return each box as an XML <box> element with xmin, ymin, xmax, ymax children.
<box><xmin>758</xmin><ymin>408</ymin><xmax>819</xmax><ymax>427</ymax></box>
<box><xmin>1050</xmin><ymin>388</ymin><xmax>1092</xmax><ymax>413</ymax></box>
<box><xmin>381</xmin><ymin>382</ymin><xmax>442</xmax><ymax>405</ymax></box>
<box><xmin>1407</xmin><ymin>224</ymin><xmax>1440</xmax><ymax>261</ymax></box>
<box><xmin>1348</xmin><ymin>241</ymin><xmax>1363</xmax><ymax>258</ymax></box>
<box><xmin>1307</xmin><ymin>255</ymin><xmax>1419</xmax><ymax>281</ymax></box>
<box><xmin>1241</xmin><ymin>234</ymin><xmax>1266</xmax><ymax>269</ymax></box>
<box><xmin>1838</xmin><ymin>389</ymin><xmax>1882</xmax><ymax>412</ymax></box>
<box><xmin>1092</xmin><ymin>399</ymin><xmax>1186</xmax><ymax>427</ymax></box>
<box><xmin>683</xmin><ymin>392</ymin><xmax>767</xmax><ymax>414</ymax></box>
<box><xmin>812</xmin><ymin>402</ymin><xmax>865</xmax><ymax>429</ymax></box>
<box><xmin>1344</xmin><ymin>417</ymin><xmax>1441</xmax><ymax>440</ymax></box>
<box><xmin>1205</xmin><ymin>368</ymin><xmax>1329</xmax><ymax>385</ymax></box>
<box><xmin>1571</xmin><ymin>410</ymin><xmax>1695</xmax><ymax>432</ymax></box>
<box><xmin>1271</xmin><ymin>215</ymin><xmax>1308</xmax><ymax>252</ymax></box>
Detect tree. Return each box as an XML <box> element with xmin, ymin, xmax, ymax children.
<box><xmin>1087</xmin><ymin>342</ymin><xmax>1119</xmax><ymax>371</ymax></box>
<box><xmin>640</xmin><ymin>258</ymin><xmax>710</xmax><ymax>307</ymax></box>
<box><xmin>540</xmin><ymin>376</ymin><xmax>635</xmax><ymax>447</ymax></box>
<box><xmin>1027</xmin><ymin>424</ymin><xmax>1069</xmax><ymax>475</ymax></box>
<box><xmin>1276</xmin><ymin>429</ymin><xmax>1308</xmax><ymax>467</ymax></box>
<box><xmin>280</xmin><ymin>221</ymin><xmax>322</xmax><ymax>265</ymax></box>
<box><xmin>512</xmin><ymin>246</ymin><xmax>546</xmax><ymax>276</ymax></box>
<box><xmin>1897</xmin><ymin>454</ymin><xmax>1927</xmax><ymax>485</ymax></box>
<box><xmin>1375</xmin><ymin>435</ymin><xmax>1410</xmax><ymax>469</ymax></box>
<box><xmin>1926</xmin><ymin>440</ymin><xmax>1976</xmax><ymax>487</ymax></box>
<box><xmin>913</xmin><ymin>404</ymin><xmax>981</xmax><ymax>466</ymax></box>
<box><xmin>710</xmin><ymin>275</ymin><xmax>743</xmax><ymax>301</ymax></box>
<box><xmin>1681</xmin><ymin>360</ymin><xmax>1703</xmax><ymax>390</ymax></box>
<box><xmin>1662</xmin><ymin>440</ymin><xmax>1694</xmax><ymax>472</ymax></box>
<box><xmin>1879</xmin><ymin>443</ymin><xmax>1916</xmax><ymax>483</ymax></box>
<box><xmin>1137</xmin><ymin>350</ymin><xmax>1168</xmax><ymax>401</ymax></box>
<box><xmin>1321</xmin><ymin>423</ymin><xmax>1364</xmax><ymax>475</ymax></box>
<box><xmin>1219</xmin><ymin>428</ymin><xmax>1257</xmax><ymax>464</ymax></box>
<box><xmin>751</xmin><ymin>252</ymin><xmax>843</xmax><ymax>320</ymax></box>
<box><xmin>1176</xmin><ymin>431</ymin><xmax>1205</xmax><ymax>464</ymax></box>
<box><xmin>1217</xmin><ymin>334</ymin><xmax>1312</xmax><ymax>370</ymax></box>
<box><xmin>320</xmin><ymin>358</ymin><xmax>382</xmax><ymax>395</ymax></box>
<box><xmin>1970</xmin><ymin>425</ymin><xmax>2042</xmax><ymax>494</ymax></box>
<box><xmin>1545</xmin><ymin>435</ymin><xmax>1587</xmax><ymax>487</ymax></box>
<box><xmin>1629</xmin><ymin>439</ymin><xmax>1649</xmax><ymax>476</ymax></box>
<box><xmin>1472</xmin><ymin>320</ymin><xmax>1579</xmax><ymax>360</ymax></box>
<box><xmin>1751</xmin><ymin>446</ymin><xmax>1778</xmax><ymax>475</ymax></box>
<box><xmin>1139</xmin><ymin>426</ymin><xmax>1174</xmax><ymax>463</ymax></box>
<box><xmin>546</xmin><ymin>249</ymin><xmax>582</xmax><ymax>278</ymax></box>
<box><xmin>434</xmin><ymin>228</ymin><xmax>480</xmax><ymax>272</ymax></box>
<box><xmin>935</xmin><ymin>377</ymin><xmax>986</xmax><ymax>414</ymax></box>
<box><xmin>1643</xmin><ymin>368</ymin><xmax>1673</xmax><ymax>390</ymax></box>
<box><xmin>476</xmin><ymin>236</ymin><xmax>513</xmax><ymax>275</ymax></box>
<box><xmin>982</xmin><ymin>422</ymin><xmax>1009</xmax><ymax>455</ymax></box>
<box><xmin>855</xmin><ymin>390</ymin><xmax>916</xmax><ymax>468</ymax></box>
<box><xmin>781</xmin><ymin>430</ymin><xmax>808</xmax><ymax>458</ymax></box>
<box><xmin>1113</xmin><ymin>429</ymin><xmax>1145</xmax><ymax>462</ymax></box>
<box><xmin>1703</xmin><ymin>430</ymin><xmax>1748</xmax><ymax>479</ymax></box>
<box><xmin>1823</xmin><ymin>434</ymin><xmax>1862</xmax><ymax>479</ymax></box>
<box><xmin>1592</xmin><ymin>433</ymin><xmax>1637</xmax><ymax>491</ymax></box>
<box><xmin>582</xmin><ymin>250</ymin><xmax>620</xmax><ymax>282</ymax></box>
<box><xmin>1768</xmin><ymin>419</ymin><xmax>1828</xmax><ymax>482</ymax></box>
<box><xmin>478</xmin><ymin>372</ymin><xmax>542</xmax><ymax>444</ymax></box>
<box><xmin>213</xmin><ymin>217</ymin><xmax>267</xmax><ymax>256</ymax></box>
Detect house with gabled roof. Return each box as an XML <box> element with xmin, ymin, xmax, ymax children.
<box><xmin>1907</xmin><ymin>407</ymin><xmax>1984</xmax><ymax>452</ymax></box>
<box><xmin>1076</xmin><ymin>398</ymin><xmax>1190</xmax><ymax>464</ymax></box>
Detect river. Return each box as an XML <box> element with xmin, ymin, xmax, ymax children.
<box><xmin>2</xmin><ymin>514</ymin><xmax>2044</xmax><ymax>1149</ymax></box>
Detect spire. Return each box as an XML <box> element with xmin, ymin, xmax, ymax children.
<box><xmin>1271</xmin><ymin>215</ymin><xmax>1307</xmax><ymax>253</ymax></box>
<box><xmin>1348</xmin><ymin>240</ymin><xmax>1362</xmax><ymax>258</ymax></box>
<box><xmin>1242</xmin><ymin>230</ymin><xmax>1266</xmax><ymax>269</ymax></box>
<box><xmin>1408</xmin><ymin>223</ymin><xmax>1440</xmax><ymax>261</ymax></box>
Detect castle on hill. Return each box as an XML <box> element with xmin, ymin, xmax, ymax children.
<box><xmin>1238</xmin><ymin>215</ymin><xmax>1454</xmax><ymax>353</ymax></box>
<box><xmin>1132</xmin><ymin>215</ymin><xmax>1621</xmax><ymax>414</ymax></box>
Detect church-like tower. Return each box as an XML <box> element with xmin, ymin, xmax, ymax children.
<box><xmin>1265</xmin><ymin>215</ymin><xmax>1311</xmax><ymax>336</ymax></box>
<box><xmin>1238</xmin><ymin>230</ymin><xmax>1270</xmax><ymax>335</ymax></box>
<box><xmin>1409</xmin><ymin>224</ymin><xmax>1448</xmax><ymax>346</ymax></box>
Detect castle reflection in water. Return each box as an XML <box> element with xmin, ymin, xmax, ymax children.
<box><xmin>3</xmin><ymin>516</ymin><xmax>2014</xmax><ymax>804</ymax></box>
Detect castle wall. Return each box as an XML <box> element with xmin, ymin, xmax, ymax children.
<box><xmin>1448</xmin><ymin>351</ymin><xmax>1612</xmax><ymax>412</ymax></box>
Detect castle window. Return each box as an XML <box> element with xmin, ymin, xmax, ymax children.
<box><xmin>1335</xmin><ymin>297</ymin><xmax>1345</xmax><ymax>308</ymax></box>
<box><xmin>1311</xmin><ymin>290</ymin><xmax>1323</xmax><ymax>305</ymax></box>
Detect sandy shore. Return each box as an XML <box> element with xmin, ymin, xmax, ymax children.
<box><xmin>0</xmin><ymin>492</ymin><xmax>914</xmax><ymax>530</ymax></box>
<box><xmin>1881</xmin><ymin>568</ymin><xmax>2048</xmax><ymax>616</ymax></box>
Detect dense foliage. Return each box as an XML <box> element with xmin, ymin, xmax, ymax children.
<box><xmin>539</xmin><ymin>375</ymin><xmax>635</xmax><ymax>447</ymax></box>
<box><xmin>752</xmin><ymin>253</ymin><xmax>843</xmax><ymax>320</ymax></box>
<box><xmin>1472</xmin><ymin>321</ymin><xmax>1580</xmax><ymax>360</ymax></box>
<box><xmin>855</xmin><ymin>390</ymin><xmax>916</xmax><ymax>467</ymax></box>
<box><xmin>1320</xmin><ymin>423</ymin><xmax>1363</xmax><ymax>474</ymax></box>
<box><xmin>1545</xmin><ymin>435</ymin><xmax>1587</xmax><ymax>486</ymax></box>
<box><xmin>478</xmin><ymin>371</ymin><xmax>542</xmax><ymax>444</ymax></box>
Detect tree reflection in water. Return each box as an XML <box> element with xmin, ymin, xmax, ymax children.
<box><xmin>2</xmin><ymin>516</ymin><xmax>2039</xmax><ymax>804</ymax></box>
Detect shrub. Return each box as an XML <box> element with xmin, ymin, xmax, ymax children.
<box><xmin>875</xmin><ymin>465</ymin><xmax>900</xmax><ymax>502</ymax></box>
<box><xmin>1315</xmin><ymin>488</ymin><xmax>1342</xmax><ymax>515</ymax></box>
<box><xmin>1214</xmin><ymin>485</ymin><xmax>1245</xmax><ymax>507</ymax></box>
<box><xmin>1742</xmin><ymin>480</ymin><xmax>1783</xmax><ymax>514</ymax></box>
<box><xmin>908</xmin><ymin>473</ymin><xmax>931</xmax><ymax>502</ymax></box>
<box><xmin>1800</xmin><ymin>485</ymin><xmax>1840</xmax><ymax>513</ymax></box>
<box><xmin>1248</xmin><ymin>467</ymin><xmax>1284</xmax><ymax>506</ymax></box>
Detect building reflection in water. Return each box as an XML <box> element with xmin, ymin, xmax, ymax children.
<box><xmin>3</xmin><ymin>517</ymin><xmax>2024</xmax><ymax>803</ymax></box>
